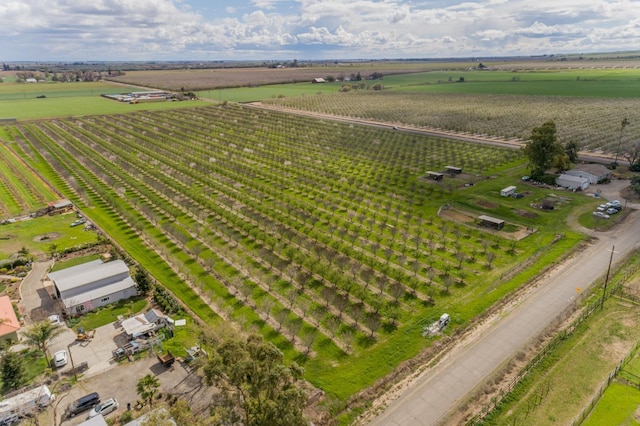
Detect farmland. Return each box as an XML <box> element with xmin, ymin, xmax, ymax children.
<box><xmin>2</xmin><ymin>103</ymin><xmax>592</xmax><ymax>408</ymax></box>
<box><xmin>262</xmin><ymin>90</ymin><xmax>640</xmax><ymax>153</ymax></box>
<box><xmin>0</xmin><ymin>130</ymin><xmax>58</xmax><ymax>217</ymax></box>
<box><xmin>0</xmin><ymin>81</ymin><xmax>210</xmax><ymax>120</ymax></box>
<box><xmin>104</xmin><ymin>62</ymin><xmax>473</xmax><ymax>91</ymax></box>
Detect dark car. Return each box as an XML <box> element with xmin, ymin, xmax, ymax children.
<box><xmin>66</xmin><ymin>392</ymin><xmax>100</xmax><ymax>418</ymax></box>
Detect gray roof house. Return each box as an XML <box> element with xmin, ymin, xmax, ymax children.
<box><xmin>49</xmin><ymin>259</ymin><xmax>137</xmax><ymax>315</ymax></box>
<box><xmin>565</xmin><ymin>164</ymin><xmax>612</xmax><ymax>184</ymax></box>
<box><xmin>556</xmin><ymin>174</ymin><xmax>590</xmax><ymax>191</ymax></box>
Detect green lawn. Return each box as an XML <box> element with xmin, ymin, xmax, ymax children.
<box><xmin>49</xmin><ymin>253</ymin><xmax>102</xmax><ymax>272</ymax></box>
<box><xmin>0</xmin><ymin>214</ymin><xmax>100</xmax><ymax>260</ymax></box>
<box><xmin>72</xmin><ymin>297</ymin><xmax>149</xmax><ymax>331</ymax></box>
<box><xmin>582</xmin><ymin>383</ymin><xmax>640</xmax><ymax>426</ymax></box>
<box><xmin>0</xmin><ymin>349</ymin><xmax>48</xmax><ymax>396</ymax></box>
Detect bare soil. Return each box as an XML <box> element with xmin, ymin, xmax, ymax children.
<box><xmin>33</xmin><ymin>232</ymin><xmax>60</xmax><ymax>242</ymax></box>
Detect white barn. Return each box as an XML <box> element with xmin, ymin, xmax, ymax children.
<box><xmin>49</xmin><ymin>260</ymin><xmax>137</xmax><ymax>315</ymax></box>
<box><xmin>565</xmin><ymin>164</ymin><xmax>612</xmax><ymax>184</ymax></box>
<box><xmin>556</xmin><ymin>174</ymin><xmax>590</xmax><ymax>191</ymax></box>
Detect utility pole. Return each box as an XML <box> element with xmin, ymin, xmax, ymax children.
<box><xmin>614</xmin><ymin>118</ymin><xmax>630</xmax><ymax>166</ymax></box>
<box><xmin>600</xmin><ymin>245</ymin><xmax>615</xmax><ymax>310</ymax></box>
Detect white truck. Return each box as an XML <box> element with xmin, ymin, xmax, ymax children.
<box><xmin>0</xmin><ymin>384</ymin><xmax>55</xmax><ymax>424</ymax></box>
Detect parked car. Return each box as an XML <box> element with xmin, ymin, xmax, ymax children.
<box><xmin>87</xmin><ymin>398</ymin><xmax>119</xmax><ymax>418</ymax></box>
<box><xmin>605</xmin><ymin>208</ymin><xmax>619</xmax><ymax>215</ymax></box>
<box><xmin>53</xmin><ymin>350</ymin><xmax>67</xmax><ymax>368</ymax></box>
<box><xmin>48</xmin><ymin>314</ymin><xmax>62</xmax><ymax>326</ymax></box>
<box><xmin>70</xmin><ymin>218</ymin><xmax>86</xmax><ymax>227</ymax></box>
<box><xmin>592</xmin><ymin>211</ymin><xmax>610</xmax><ymax>219</ymax></box>
<box><xmin>596</xmin><ymin>204</ymin><xmax>608</xmax><ymax>212</ymax></box>
<box><xmin>66</xmin><ymin>392</ymin><xmax>100</xmax><ymax>418</ymax></box>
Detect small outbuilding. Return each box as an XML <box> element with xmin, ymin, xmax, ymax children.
<box><xmin>556</xmin><ymin>174</ymin><xmax>590</xmax><ymax>191</ymax></box>
<box><xmin>500</xmin><ymin>186</ymin><xmax>517</xmax><ymax>197</ymax></box>
<box><xmin>121</xmin><ymin>309</ymin><xmax>172</xmax><ymax>340</ymax></box>
<box><xmin>478</xmin><ymin>215</ymin><xmax>505</xmax><ymax>230</ymax></box>
<box><xmin>445</xmin><ymin>166</ymin><xmax>463</xmax><ymax>175</ymax></box>
<box><xmin>311</xmin><ymin>78</ymin><xmax>326</xmax><ymax>83</ymax></box>
<box><xmin>427</xmin><ymin>171</ymin><xmax>444</xmax><ymax>182</ymax></box>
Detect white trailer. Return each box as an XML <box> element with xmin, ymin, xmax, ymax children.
<box><xmin>0</xmin><ymin>385</ymin><xmax>55</xmax><ymax>423</ymax></box>
<box><xmin>500</xmin><ymin>186</ymin><xmax>517</xmax><ymax>197</ymax></box>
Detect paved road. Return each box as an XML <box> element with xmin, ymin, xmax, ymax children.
<box><xmin>372</xmin><ymin>198</ymin><xmax>640</xmax><ymax>425</ymax></box>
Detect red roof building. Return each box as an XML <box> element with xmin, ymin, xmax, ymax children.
<box><xmin>0</xmin><ymin>295</ymin><xmax>20</xmax><ymax>343</ymax></box>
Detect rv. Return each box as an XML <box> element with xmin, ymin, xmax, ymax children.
<box><xmin>0</xmin><ymin>385</ymin><xmax>55</xmax><ymax>424</ymax></box>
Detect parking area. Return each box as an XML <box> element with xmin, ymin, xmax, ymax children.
<box><xmin>52</xmin><ymin>355</ymin><xmax>208</xmax><ymax>425</ymax></box>
<box><xmin>17</xmin><ymin>261</ymin><xmax>211</xmax><ymax>425</ymax></box>
<box><xmin>48</xmin><ymin>322</ymin><xmax>122</xmax><ymax>379</ymax></box>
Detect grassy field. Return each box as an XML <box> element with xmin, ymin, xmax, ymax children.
<box><xmin>479</xmin><ymin>298</ymin><xmax>640</xmax><ymax>425</ymax></box>
<box><xmin>0</xmin><ymin>214</ymin><xmax>100</xmax><ymax>260</ymax></box>
<box><xmin>582</xmin><ymin>382</ymin><xmax>640</xmax><ymax>426</ymax></box>
<box><xmin>0</xmin><ymin>81</ymin><xmax>210</xmax><ymax>120</ymax></box>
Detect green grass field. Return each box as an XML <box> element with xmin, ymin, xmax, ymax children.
<box><xmin>582</xmin><ymin>383</ymin><xmax>640</xmax><ymax>426</ymax></box>
<box><xmin>0</xmin><ymin>81</ymin><xmax>210</xmax><ymax>120</ymax></box>
<box><xmin>0</xmin><ymin>214</ymin><xmax>100</xmax><ymax>259</ymax></box>
<box><xmin>203</xmin><ymin>68</ymin><xmax>640</xmax><ymax>103</ymax></box>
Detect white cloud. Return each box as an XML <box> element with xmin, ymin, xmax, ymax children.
<box><xmin>2</xmin><ymin>0</ymin><xmax>640</xmax><ymax>60</ymax></box>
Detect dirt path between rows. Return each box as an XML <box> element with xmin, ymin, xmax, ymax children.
<box><xmin>245</xmin><ymin>102</ymin><xmax>624</xmax><ymax>166</ymax></box>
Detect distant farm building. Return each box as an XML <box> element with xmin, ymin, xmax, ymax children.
<box><xmin>0</xmin><ymin>295</ymin><xmax>20</xmax><ymax>343</ymax></box>
<box><xmin>445</xmin><ymin>166</ymin><xmax>463</xmax><ymax>175</ymax></box>
<box><xmin>101</xmin><ymin>91</ymin><xmax>176</xmax><ymax>104</ymax></box>
<box><xmin>311</xmin><ymin>78</ymin><xmax>326</xmax><ymax>83</ymax></box>
<box><xmin>556</xmin><ymin>174</ymin><xmax>589</xmax><ymax>191</ymax></box>
<box><xmin>478</xmin><ymin>215</ymin><xmax>505</xmax><ymax>230</ymax></box>
<box><xmin>48</xmin><ymin>259</ymin><xmax>137</xmax><ymax>316</ymax></box>
<box><xmin>565</xmin><ymin>164</ymin><xmax>612</xmax><ymax>184</ymax></box>
<box><xmin>427</xmin><ymin>171</ymin><xmax>444</xmax><ymax>182</ymax></box>
<box><xmin>500</xmin><ymin>186</ymin><xmax>517</xmax><ymax>197</ymax></box>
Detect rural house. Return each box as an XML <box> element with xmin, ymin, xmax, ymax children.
<box><xmin>556</xmin><ymin>174</ymin><xmax>590</xmax><ymax>191</ymax></box>
<box><xmin>0</xmin><ymin>295</ymin><xmax>20</xmax><ymax>343</ymax></box>
<box><xmin>565</xmin><ymin>164</ymin><xmax>612</xmax><ymax>184</ymax></box>
<box><xmin>48</xmin><ymin>259</ymin><xmax>137</xmax><ymax>315</ymax></box>
<box><xmin>311</xmin><ymin>78</ymin><xmax>326</xmax><ymax>83</ymax></box>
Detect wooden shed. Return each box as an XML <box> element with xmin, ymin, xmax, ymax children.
<box><xmin>427</xmin><ymin>171</ymin><xmax>444</xmax><ymax>182</ymax></box>
<box><xmin>445</xmin><ymin>166</ymin><xmax>463</xmax><ymax>175</ymax></box>
<box><xmin>478</xmin><ymin>215</ymin><xmax>505</xmax><ymax>230</ymax></box>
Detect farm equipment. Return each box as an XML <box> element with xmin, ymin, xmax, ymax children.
<box><xmin>112</xmin><ymin>342</ymin><xmax>142</xmax><ymax>360</ymax></box>
<box><xmin>157</xmin><ymin>350</ymin><xmax>175</xmax><ymax>368</ymax></box>
<box><xmin>76</xmin><ymin>327</ymin><xmax>95</xmax><ymax>341</ymax></box>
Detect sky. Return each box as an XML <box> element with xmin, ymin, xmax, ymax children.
<box><xmin>1</xmin><ymin>0</ymin><xmax>640</xmax><ymax>61</ymax></box>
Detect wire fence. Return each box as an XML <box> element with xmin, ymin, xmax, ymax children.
<box><xmin>465</xmin><ymin>253</ymin><xmax>640</xmax><ymax>425</ymax></box>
